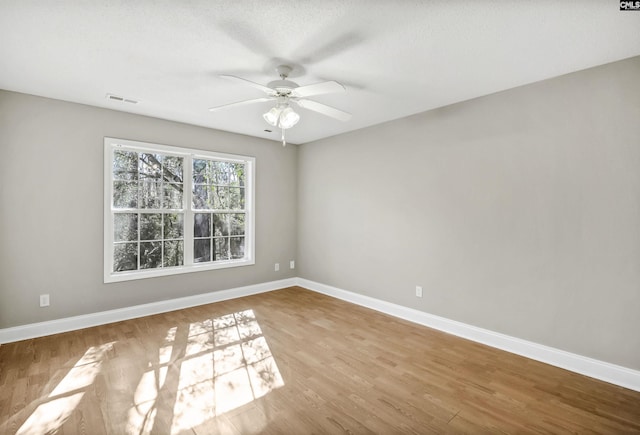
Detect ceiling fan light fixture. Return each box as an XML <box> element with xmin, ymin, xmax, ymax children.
<box><xmin>262</xmin><ymin>106</ymin><xmax>281</xmax><ymax>126</ymax></box>
<box><xmin>278</xmin><ymin>107</ymin><xmax>300</xmax><ymax>129</ymax></box>
<box><xmin>263</xmin><ymin>104</ymin><xmax>300</xmax><ymax>129</ymax></box>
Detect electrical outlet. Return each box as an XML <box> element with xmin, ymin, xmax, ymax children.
<box><xmin>40</xmin><ymin>294</ymin><xmax>50</xmax><ymax>307</ymax></box>
<box><xmin>415</xmin><ymin>286</ymin><xmax>423</xmax><ymax>298</ymax></box>
<box><xmin>290</xmin><ymin>260</ymin><xmax>295</xmax><ymax>269</ymax></box>
<box><xmin>274</xmin><ymin>263</ymin><xmax>280</xmax><ymax>272</ymax></box>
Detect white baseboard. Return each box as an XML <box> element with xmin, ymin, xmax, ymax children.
<box><xmin>296</xmin><ymin>278</ymin><xmax>640</xmax><ymax>393</ymax></box>
<box><xmin>0</xmin><ymin>278</ymin><xmax>297</xmax><ymax>344</ymax></box>
<box><xmin>2</xmin><ymin>276</ymin><xmax>638</xmax><ymax>393</ymax></box>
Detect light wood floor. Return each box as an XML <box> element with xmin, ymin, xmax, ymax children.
<box><xmin>1</xmin><ymin>287</ymin><xmax>639</xmax><ymax>434</ymax></box>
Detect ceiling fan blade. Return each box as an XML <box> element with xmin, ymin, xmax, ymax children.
<box><xmin>294</xmin><ymin>99</ymin><xmax>352</xmax><ymax>122</ymax></box>
<box><xmin>208</xmin><ymin>97</ymin><xmax>274</xmax><ymax>112</ymax></box>
<box><xmin>292</xmin><ymin>81</ymin><xmax>346</xmax><ymax>98</ymax></box>
<box><xmin>220</xmin><ymin>75</ymin><xmax>275</xmax><ymax>95</ymax></box>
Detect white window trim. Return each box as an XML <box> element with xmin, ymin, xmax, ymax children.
<box><xmin>104</xmin><ymin>137</ymin><xmax>255</xmax><ymax>283</ymax></box>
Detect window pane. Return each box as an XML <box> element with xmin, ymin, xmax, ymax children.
<box><xmin>214</xmin><ymin>238</ymin><xmax>229</xmax><ymax>261</ymax></box>
<box><xmin>228</xmin><ymin>163</ymin><xmax>244</xmax><ymax>187</ymax></box>
<box><xmin>163</xmin><ymin>183</ymin><xmax>183</xmax><ymax>209</ymax></box>
<box><xmin>230</xmin><ymin>237</ymin><xmax>244</xmax><ymax>259</ymax></box>
<box><xmin>194</xmin><ymin>239</ymin><xmax>211</xmax><ymax>263</ymax></box>
<box><xmin>192</xmin><ymin>184</ymin><xmax>211</xmax><ymax>209</ymax></box>
<box><xmin>140</xmin><ymin>213</ymin><xmax>162</xmax><ymax>241</ymax></box>
<box><xmin>193</xmin><ymin>159</ymin><xmax>209</xmax><ymax>184</ymax></box>
<box><xmin>113</xmin><ymin>181</ymin><xmax>138</xmax><ymax>208</ymax></box>
<box><xmin>213</xmin><ymin>186</ymin><xmax>229</xmax><ymax>209</ymax></box>
<box><xmin>140</xmin><ymin>181</ymin><xmax>162</xmax><ymax>209</ymax></box>
<box><xmin>114</xmin><ymin>242</ymin><xmax>137</xmax><ymax>272</ymax></box>
<box><xmin>140</xmin><ymin>241</ymin><xmax>162</xmax><ymax>269</ymax></box>
<box><xmin>194</xmin><ymin>213</ymin><xmax>211</xmax><ymax>237</ymax></box>
<box><xmin>114</xmin><ymin>213</ymin><xmax>138</xmax><ymax>242</ymax></box>
<box><xmin>139</xmin><ymin>153</ymin><xmax>162</xmax><ymax>179</ymax></box>
<box><xmin>228</xmin><ymin>187</ymin><xmax>244</xmax><ymax>210</ymax></box>
<box><xmin>163</xmin><ymin>155</ymin><xmax>184</xmax><ymax>183</ymax></box>
<box><xmin>113</xmin><ymin>150</ymin><xmax>138</xmax><ymax>180</ymax></box>
<box><xmin>230</xmin><ymin>213</ymin><xmax>245</xmax><ymax>236</ymax></box>
<box><xmin>163</xmin><ymin>240</ymin><xmax>184</xmax><ymax>267</ymax></box>
<box><xmin>213</xmin><ymin>213</ymin><xmax>229</xmax><ymax>237</ymax></box>
<box><xmin>164</xmin><ymin>213</ymin><xmax>184</xmax><ymax>239</ymax></box>
<box><xmin>213</xmin><ymin>161</ymin><xmax>231</xmax><ymax>185</ymax></box>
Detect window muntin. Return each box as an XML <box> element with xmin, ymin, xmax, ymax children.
<box><xmin>104</xmin><ymin>138</ymin><xmax>255</xmax><ymax>283</ymax></box>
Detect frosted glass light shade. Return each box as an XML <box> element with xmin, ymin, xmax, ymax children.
<box><xmin>263</xmin><ymin>104</ymin><xmax>300</xmax><ymax>129</ymax></box>
<box><xmin>278</xmin><ymin>107</ymin><xmax>300</xmax><ymax>129</ymax></box>
<box><xmin>263</xmin><ymin>107</ymin><xmax>281</xmax><ymax>126</ymax></box>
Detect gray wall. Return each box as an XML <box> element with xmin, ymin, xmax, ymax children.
<box><xmin>297</xmin><ymin>56</ymin><xmax>640</xmax><ymax>370</ymax></box>
<box><xmin>0</xmin><ymin>90</ymin><xmax>298</xmax><ymax>328</ymax></box>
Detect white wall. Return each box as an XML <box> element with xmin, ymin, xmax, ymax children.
<box><xmin>297</xmin><ymin>56</ymin><xmax>640</xmax><ymax>370</ymax></box>
<box><xmin>0</xmin><ymin>91</ymin><xmax>297</xmax><ymax>328</ymax></box>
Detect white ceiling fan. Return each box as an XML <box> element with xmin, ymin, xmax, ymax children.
<box><xmin>209</xmin><ymin>65</ymin><xmax>351</xmax><ymax>145</ymax></box>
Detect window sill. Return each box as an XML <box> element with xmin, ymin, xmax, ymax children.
<box><xmin>104</xmin><ymin>258</ymin><xmax>255</xmax><ymax>283</ymax></box>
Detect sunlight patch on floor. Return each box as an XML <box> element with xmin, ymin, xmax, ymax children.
<box><xmin>126</xmin><ymin>309</ymin><xmax>284</xmax><ymax>434</ymax></box>
<box><xmin>16</xmin><ymin>342</ymin><xmax>114</xmax><ymax>435</ymax></box>
<box><xmin>125</xmin><ymin>326</ymin><xmax>175</xmax><ymax>433</ymax></box>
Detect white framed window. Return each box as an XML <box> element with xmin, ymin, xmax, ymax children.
<box><xmin>104</xmin><ymin>137</ymin><xmax>255</xmax><ymax>283</ymax></box>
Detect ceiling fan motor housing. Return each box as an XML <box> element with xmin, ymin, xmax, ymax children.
<box><xmin>267</xmin><ymin>79</ymin><xmax>299</xmax><ymax>96</ymax></box>
<box><xmin>276</xmin><ymin>64</ymin><xmax>293</xmax><ymax>78</ymax></box>
<box><xmin>268</xmin><ymin>65</ymin><xmax>298</xmax><ymax>95</ymax></box>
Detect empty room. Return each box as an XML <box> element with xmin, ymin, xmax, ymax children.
<box><xmin>1</xmin><ymin>1</ymin><xmax>640</xmax><ymax>434</ymax></box>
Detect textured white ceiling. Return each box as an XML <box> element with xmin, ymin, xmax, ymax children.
<box><xmin>1</xmin><ymin>1</ymin><xmax>639</xmax><ymax>145</ymax></box>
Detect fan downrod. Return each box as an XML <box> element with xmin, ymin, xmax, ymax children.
<box><xmin>276</xmin><ymin>65</ymin><xmax>293</xmax><ymax>80</ymax></box>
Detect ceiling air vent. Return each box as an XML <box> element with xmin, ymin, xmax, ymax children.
<box><xmin>106</xmin><ymin>93</ymin><xmax>139</xmax><ymax>104</ymax></box>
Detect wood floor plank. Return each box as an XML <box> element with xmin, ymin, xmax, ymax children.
<box><xmin>1</xmin><ymin>286</ymin><xmax>639</xmax><ymax>434</ymax></box>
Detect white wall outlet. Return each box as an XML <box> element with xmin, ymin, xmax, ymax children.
<box><xmin>274</xmin><ymin>263</ymin><xmax>280</xmax><ymax>272</ymax></box>
<box><xmin>40</xmin><ymin>294</ymin><xmax>50</xmax><ymax>307</ymax></box>
<box><xmin>290</xmin><ymin>260</ymin><xmax>295</xmax><ymax>269</ymax></box>
<box><xmin>415</xmin><ymin>286</ymin><xmax>423</xmax><ymax>298</ymax></box>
